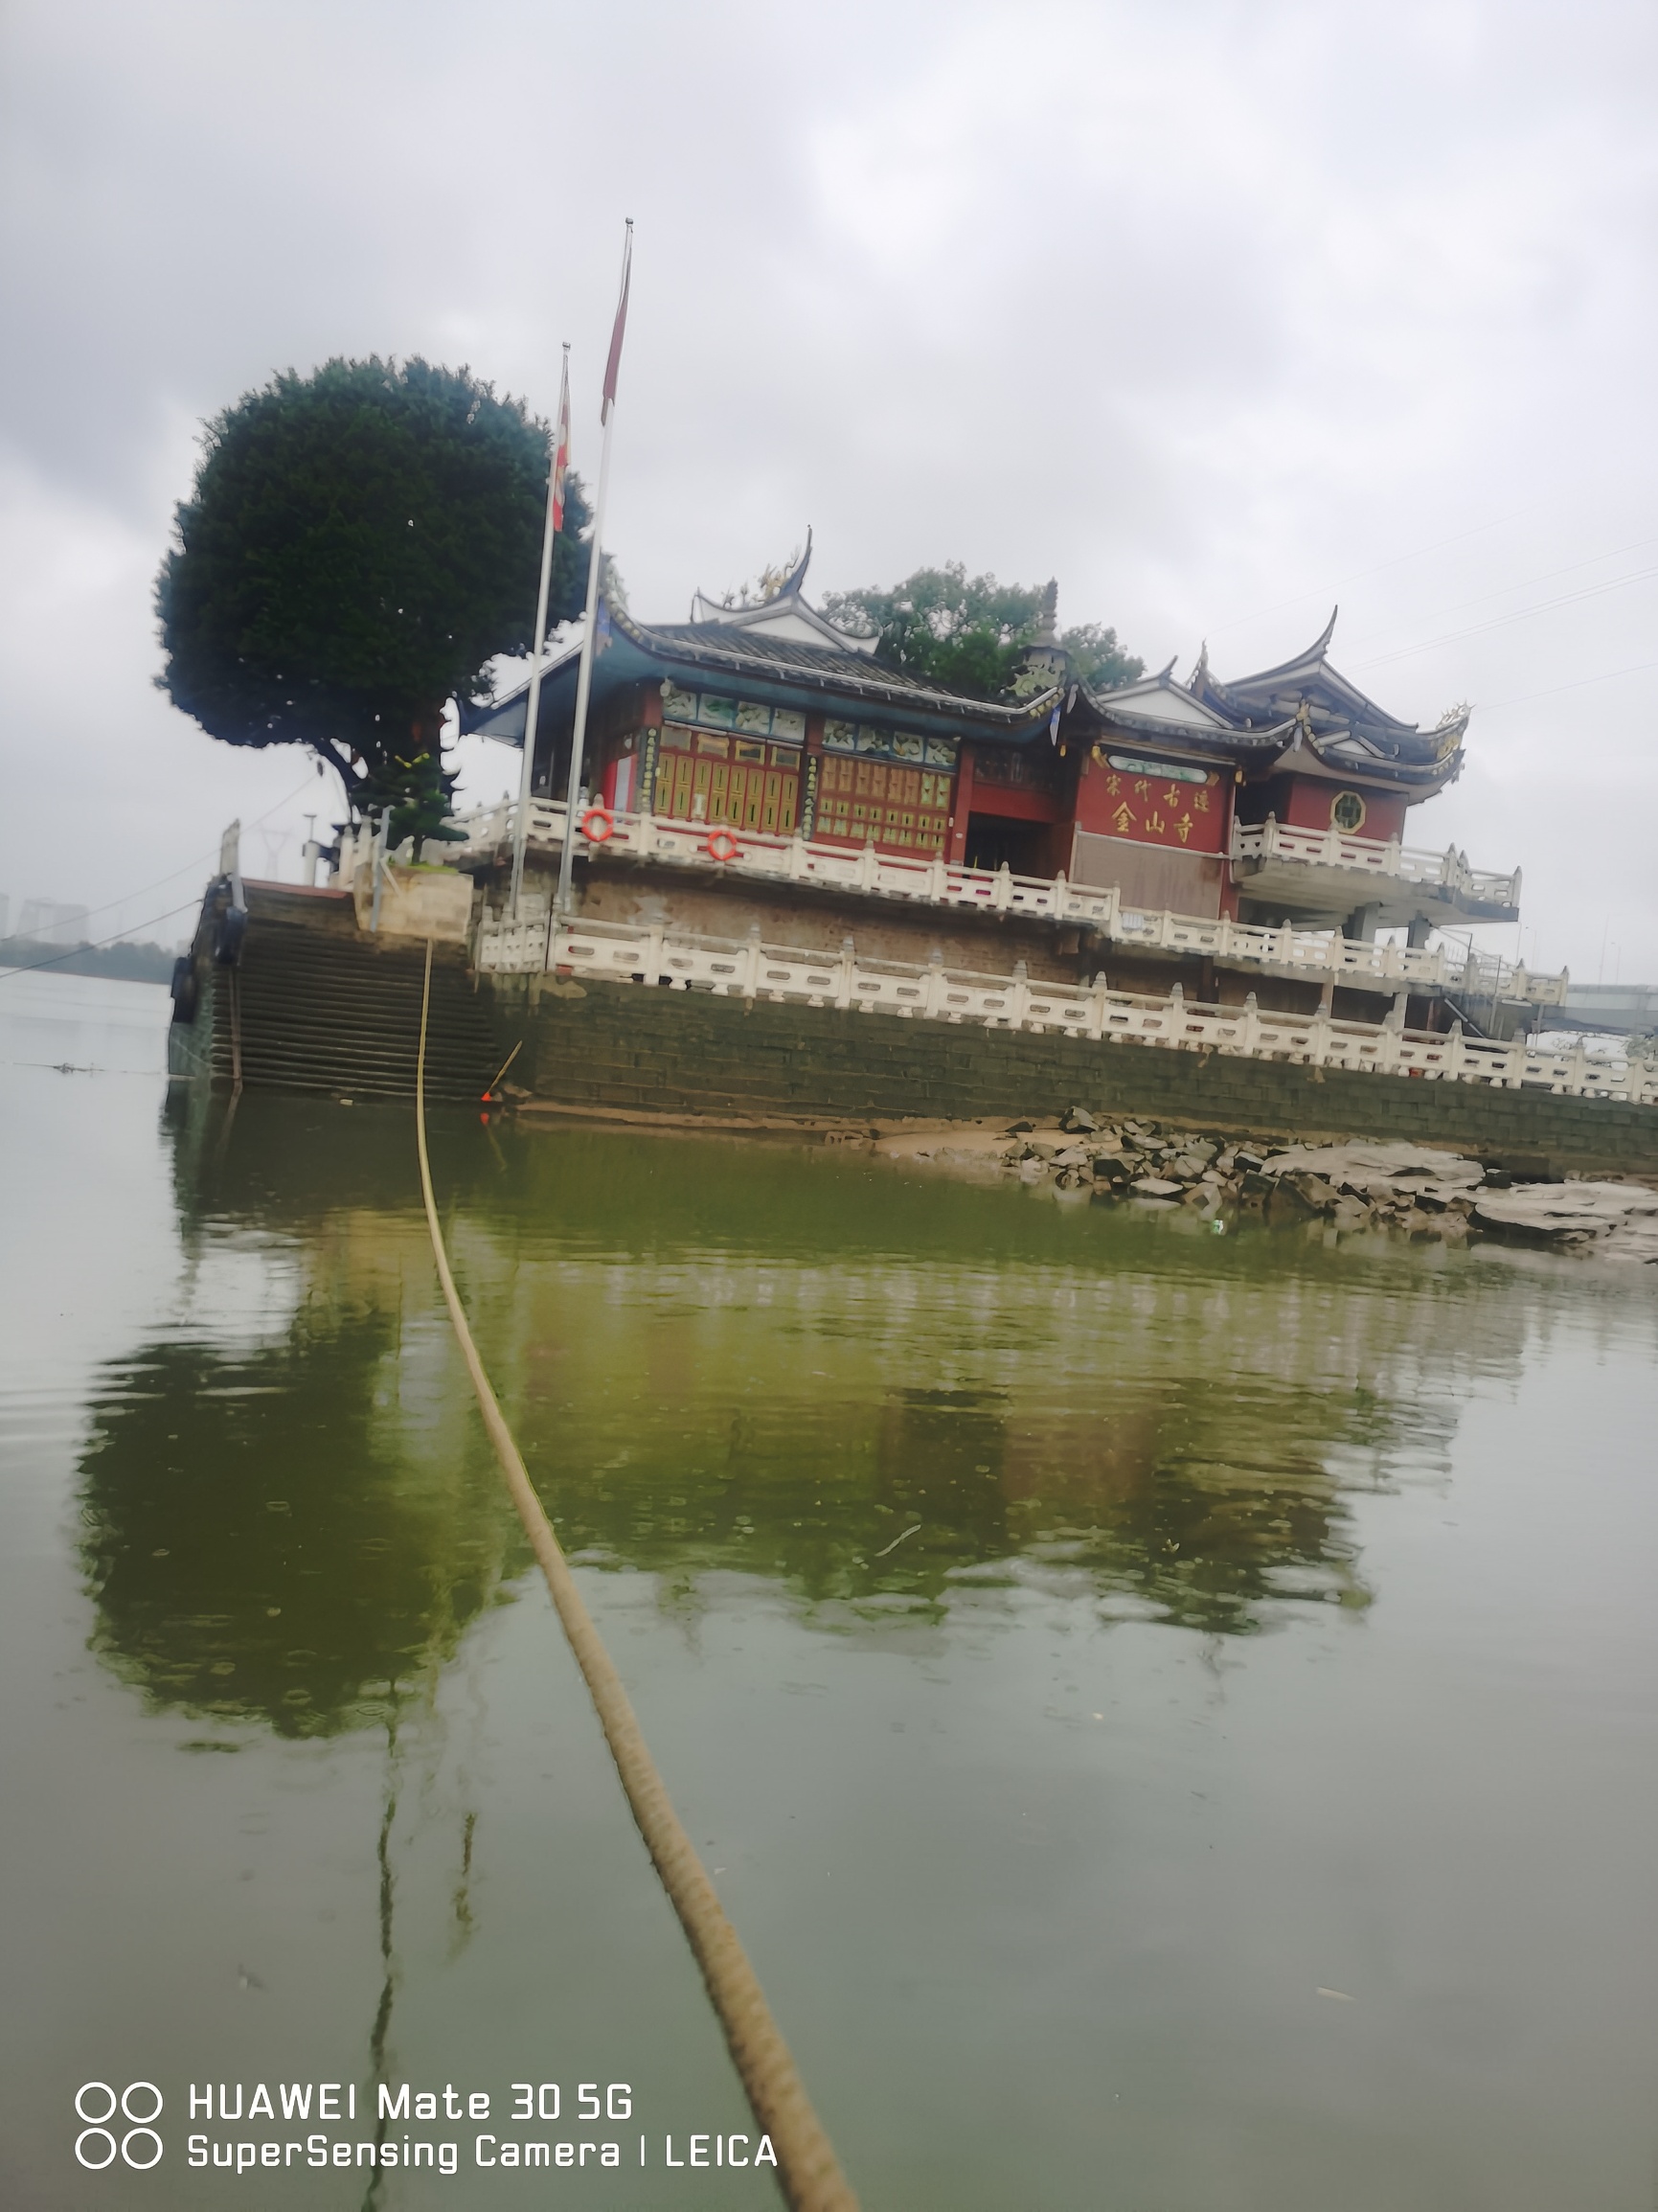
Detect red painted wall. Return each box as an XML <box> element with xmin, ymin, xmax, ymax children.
<box><xmin>964</xmin><ymin>782</ymin><xmax>1059</xmax><ymax>825</ymax></box>
<box><xmin>947</xmin><ymin>749</ymin><xmax>975</xmax><ymax>864</ymax></box>
<box><xmin>1245</xmin><ymin>774</ymin><xmax>1409</xmax><ymax>843</ymax></box>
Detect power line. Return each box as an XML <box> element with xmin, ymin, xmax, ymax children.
<box><xmin>1477</xmin><ymin>655</ymin><xmax>1658</xmax><ymax>712</ymax></box>
<box><xmin>3</xmin><ymin>765</ymin><xmax>340</xmax><ymax>986</ymax></box>
<box><xmin>56</xmin><ymin>767</ymin><xmax>325</xmax><ymax>933</ymax></box>
<box><xmin>0</xmin><ymin>899</ymin><xmax>199</xmax><ymax>984</ymax></box>
<box><xmin>1341</xmin><ymin>530</ymin><xmax>1658</xmax><ymax>658</ymax></box>
<box><xmin>1349</xmin><ymin>559</ymin><xmax>1658</xmax><ymax>673</ymax></box>
<box><xmin>1203</xmin><ymin>497</ymin><xmax>1553</xmax><ymax>643</ymax></box>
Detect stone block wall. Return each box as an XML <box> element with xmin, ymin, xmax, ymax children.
<box><xmin>485</xmin><ymin>975</ymin><xmax>1658</xmax><ymax>1174</ymax></box>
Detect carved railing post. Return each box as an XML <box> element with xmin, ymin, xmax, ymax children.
<box><xmin>992</xmin><ymin>862</ymin><xmax>1013</xmax><ymax>912</ymax></box>
<box><xmin>835</xmin><ymin>935</ymin><xmax>855</xmax><ymax>1011</ymax></box>
<box><xmin>1009</xmin><ymin>959</ymin><xmax>1031</xmax><ymax>1031</ymax></box>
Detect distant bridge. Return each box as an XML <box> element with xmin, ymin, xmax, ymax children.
<box><xmin>1550</xmin><ymin>982</ymin><xmax>1658</xmax><ymax>1037</ymax></box>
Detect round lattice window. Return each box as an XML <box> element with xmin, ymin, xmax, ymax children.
<box><xmin>1330</xmin><ymin>790</ymin><xmax>1367</xmax><ymax>832</ymax></box>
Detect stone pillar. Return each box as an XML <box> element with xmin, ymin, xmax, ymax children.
<box><xmin>799</xmin><ymin>714</ymin><xmax>824</xmax><ymax>840</ymax></box>
<box><xmin>1347</xmin><ymin>901</ymin><xmax>1381</xmax><ymax>944</ymax></box>
<box><xmin>635</xmin><ymin>680</ymin><xmax>664</xmax><ymax>815</ymax></box>
<box><xmin>1406</xmin><ymin>914</ymin><xmax>1433</xmax><ymax>949</ymax></box>
<box><xmin>948</xmin><ymin>747</ymin><xmax>976</xmax><ymax>866</ymax></box>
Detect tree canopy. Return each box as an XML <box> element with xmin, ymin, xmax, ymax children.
<box><xmin>155</xmin><ymin>356</ymin><xmax>590</xmax><ymax>843</ymax></box>
<box><xmin>821</xmin><ymin>562</ymin><xmax>1142</xmax><ymax>697</ymax></box>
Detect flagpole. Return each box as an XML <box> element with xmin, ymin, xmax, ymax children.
<box><xmin>556</xmin><ymin>219</ymin><xmax>631</xmax><ymax>920</ymax></box>
<box><xmin>511</xmin><ymin>344</ymin><xmax>570</xmax><ymax>920</ymax></box>
<box><xmin>554</xmin><ymin>420</ymin><xmax>612</xmax><ymax>918</ymax></box>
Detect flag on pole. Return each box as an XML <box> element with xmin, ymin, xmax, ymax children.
<box><xmin>601</xmin><ymin>219</ymin><xmax>633</xmax><ymax>423</ymax></box>
<box><xmin>551</xmin><ymin>347</ymin><xmax>572</xmax><ymax>534</ymax></box>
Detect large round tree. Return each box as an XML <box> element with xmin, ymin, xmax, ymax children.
<box><xmin>155</xmin><ymin>356</ymin><xmax>589</xmax><ymax>847</ymax></box>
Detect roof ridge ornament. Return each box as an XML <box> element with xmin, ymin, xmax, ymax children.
<box><xmin>776</xmin><ymin>527</ymin><xmax>813</xmax><ymax>602</ymax></box>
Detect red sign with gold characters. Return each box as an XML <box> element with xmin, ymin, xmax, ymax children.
<box><xmin>1078</xmin><ymin>753</ymin><xmax>1225</xmax><ymax>854</ymax></box>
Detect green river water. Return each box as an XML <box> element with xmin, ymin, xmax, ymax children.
<box><xmin>2</xmin><ymin>970</ymin><xmax>1656</xmax><ymax>2210</ymax></box>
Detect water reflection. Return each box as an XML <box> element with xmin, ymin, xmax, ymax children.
<box><xmin>77</xmin><ymin>1088</ymin><xmax>1518</xmax><ymax>1735</ymax></box>
<box><xmin>79</xmin><ymin>1315</ymin><xmax>514</xmax><ymax>1736</ymax></box>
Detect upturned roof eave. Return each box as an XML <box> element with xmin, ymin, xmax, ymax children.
<box><xmin>1072</xmin><ymin>699</ymin><xmax>1302</xmax><ymax>755</ymax></box>
<box><xmin>1302</xmin><ymin>714</ymin><xmax>1468</xmax><ymax>776</ymax></box>
<box><xmin>1205</xmin><ymin>663</ymin><xmax>1424</xmax><ymax>741</ymax></box>
<box><xmin>1274</xmin><ymin>737</ymin><xmax>1466</xmax><ymax>796</ymax></box>
<box><xmin>1196</xmin><ymin>611</ymin><xmax>1440</xmax><ymax>742</ymax></box>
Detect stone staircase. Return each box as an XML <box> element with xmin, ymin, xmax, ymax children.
<box><xmin>200</xmin><ymin>884</ymin><xmax>499</xmax><ymax>1102</ymax></box>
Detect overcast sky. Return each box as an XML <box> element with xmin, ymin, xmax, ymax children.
<box><xmin>3</xmin><ymin>0</ymin><xmax>1656</xmax><ymax>982</ymax></box>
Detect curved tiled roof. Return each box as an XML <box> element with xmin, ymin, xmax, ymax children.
<box><xmin>612</xmin><ymin>605</ymin><xmax>1060</xmax><ymax>728</ymax></box>
<box><xmin>1180</xmin><ymin>612</ymin><xmax>1467</xmax><ymax>790</ymax></box>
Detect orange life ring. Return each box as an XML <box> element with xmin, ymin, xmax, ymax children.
<box><xmin>579</xmin><ymin>805</ymin><xmax>615</xmax><ymax>844</ymax></box>
<box><xmin>705</xmin><ymin>826</ymin><xmax>740</xmax><ymax>864</ymax></box>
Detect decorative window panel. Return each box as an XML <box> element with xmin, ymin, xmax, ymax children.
<box><xmin>823</xmin><ymin>721</ymin><xmax>959</xmax><ymax>767</ymax></box>
<box><xmin>654</xmin><ymin>749</ymin><xmax>799</xmax><ymax>836</ymax></box>
<box><xmin>814</xmin><ymin>754</ymin><xmax>950</xmax><ymax>855</ymax></box>
<box><xmin>656</xmin><ymin>685</ymin><xmax>807</xmax><ymax>746</ymax></box>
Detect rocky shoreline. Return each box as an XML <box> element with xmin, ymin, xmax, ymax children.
<box><xmin>873</xmin><ymin>1112</ymin><xmax>1658</xmax><ymax>1265</ymax></box>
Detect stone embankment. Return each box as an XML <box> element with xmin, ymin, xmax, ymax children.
<box><xmin>874</xmin><ymin>1111</ymin><xmax>1658</xmax><ymax>1265</ymax></box>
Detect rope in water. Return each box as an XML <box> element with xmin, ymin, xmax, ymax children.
<box><xmin>415</xmin><ymin>943</ymin><xmax>858</xmax><ymax>2212</ymax></box>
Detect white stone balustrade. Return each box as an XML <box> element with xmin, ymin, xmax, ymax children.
<box><xmin>445</xmin><ymin>799</ymin><xmax>1564</xmax><ymax>1006</ymax></box>
<box><xmin>472</xmin><ymin>912</ymin><xmax>1650</xmax><ymax>1105</ymax></box>
<box><xmin>446</xmin><ymin>798</ymin><xmax>1121</xmax><ymax>923</ymax></box>
<box><xmin>1230</xmin><ymin>816</ymin><xmax>1521</xmax><ymax>906</ymax></box>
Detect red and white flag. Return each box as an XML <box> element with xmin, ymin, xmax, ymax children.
<box><xmin>601</xmin><ymin>220</ymin><xmax>633</xmax><ymax>423</ymax></box>
<box><xmin>551</xmin><ymin>348</ymin><xmax>571</xmax><ymax>533</ymax></box>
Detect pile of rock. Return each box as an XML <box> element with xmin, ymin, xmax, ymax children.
<box><xmin>995</xmin><ymin>1109</ymin><xmax>1241</xmax><ymax>1219</ymax></box>
<box><xmin>937</xmin><ymin>1109</ymin><xmax>1658</xmax><ymax>1261</ymax></box>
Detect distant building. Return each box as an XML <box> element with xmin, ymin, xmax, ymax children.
<box><xmin>18</xmin><ymin>899</ymin><xmax>90</xmax><ymax>945</ymax></box>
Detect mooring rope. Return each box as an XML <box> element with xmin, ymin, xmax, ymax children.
<box><xmin>415</xmin><ymin>943</ymin><xmax>858</xmax><ymax>2212</ymax></box>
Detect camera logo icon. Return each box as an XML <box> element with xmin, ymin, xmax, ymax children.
<box><xmin>75</xmin><ymin>2084</ymin><xmax>164</xmax><ymax>2170</ymax></box>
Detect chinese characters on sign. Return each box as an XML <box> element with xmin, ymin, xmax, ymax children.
<box><xmin>1092</xmin><ymin>764</ymin><xmax>1221</xmax><ymax>853</ymax></box>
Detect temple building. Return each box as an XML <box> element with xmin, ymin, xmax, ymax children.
<box><xmin>447</xmin><ymin>544</ymin><xmax>1556</xmax><ymax>1038</ymax></box>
